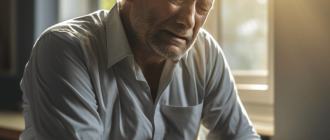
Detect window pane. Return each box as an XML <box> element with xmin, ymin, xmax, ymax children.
<box><xmin>221</xmin><ymin>0</ymin><xmax>268</xmax><ymax>70</ymax></box>
<box><xmin>58</xmin><ymin>0</ymin><xmax>98</xmax><ymax>22</ymax></box>
<box><xmin>99</xmin><ymin>0</ymin><xmax>116</xmax><ymax>10</ymax></box>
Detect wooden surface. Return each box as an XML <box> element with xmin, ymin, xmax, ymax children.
<box><xmin>0</xmin><ymin>127</ymin><xmax>21</xmax><ymax>140</ymax></box>
<box><xmin>0</xmin><ymin>111</ymin><xmax>24</xmax><ymax>140</ymax></box>
<box><xmin>252</xmin><ymin>119</ymin><xmax>274</xmax><ymax>136</ymax></box>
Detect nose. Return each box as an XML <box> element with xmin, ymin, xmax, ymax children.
<box><xmin>176</xmin><ymin>3</ymin><xmax>196</xmax><ymax>30</ymax></box>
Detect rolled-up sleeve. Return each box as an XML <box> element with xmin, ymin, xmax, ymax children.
<box><xmin>200</xmin><ymin>35</ymin><xmax>260</xmax><ymax>140</ymax></box>
<box><xmin>20</xmin><ymin>32</ymin><xmax>103</xmax><ymax>140</ymax></box>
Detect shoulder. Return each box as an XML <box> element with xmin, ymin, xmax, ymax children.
<box><xmin>184</xmin><ymin>28</ymin><xmax>226</xmax><ymax>67</ymax></box>
<box><xmin>196</xmin><ymin>28</ymin><xmax>223</xmax><ymax>54</ymax></box>
<box><xmin>34</xmin><ymin>32</ymin><xmax>85</xmax><ymax>68</ymax></box>
<box><xmin>33</xmin><ymin>10</ymin><xmax>110</xmax><ymax>68</ymax></box>
<box><xmin>39</xmin><ymin>10</ymin><xmax>109</xmax><ymax>40</ymax></box>
<box><xmin>180</xmin><ymin>28</ymin><xmax>228</xmax><ymax>85</ymax></box>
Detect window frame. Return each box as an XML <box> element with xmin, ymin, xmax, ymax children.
<box><xmin>204</xmin><ymin>0</ymin><xmax>274</xmax><ymax>105</ymax></box>
<box><xmin>203</xmin><ymin>0</ymin><xmax>274</xmax><ymax>136</ymax></box>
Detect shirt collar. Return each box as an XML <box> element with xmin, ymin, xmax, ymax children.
<box><xmin>105</xmin><ymin>3</ymin><xmax>133</xmax><ymax>69</ymax></box>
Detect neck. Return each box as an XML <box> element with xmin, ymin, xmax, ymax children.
<box><xmin>132</xmin><ymin>47</ymin><xmax>166</xmax><ymax>73</ymax></box>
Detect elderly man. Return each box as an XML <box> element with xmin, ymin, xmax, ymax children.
<box><xmin>20</xmin><ymin>0</ymin><xmax>260</xmax><ymax>139</ymax></box>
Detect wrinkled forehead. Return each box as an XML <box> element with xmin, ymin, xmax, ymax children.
<box><xmin>118</xmin><ymin>0</ymin><xmax>214</xmax><ymax>6</ymax></box>
<box><xmin>118</xmin><ymin>0</ymin><xmax>214</xmax><ymax>10</ymax></box>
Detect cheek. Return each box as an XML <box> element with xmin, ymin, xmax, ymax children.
<box><xmin>149</xmin><ymin>0</ymin><xmax>179</xmax><ymax>22</ymax></box>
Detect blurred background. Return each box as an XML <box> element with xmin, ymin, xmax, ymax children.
<box><xmin>0</xmin><ymin>0</ymin><xmax>330</xmax><ymax>140</ymax></box>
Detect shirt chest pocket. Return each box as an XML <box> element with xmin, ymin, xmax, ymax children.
<box><xmin>160</xmin><ymin>103</ymin><xmax>203</xmax><ymax>140</ymax></box>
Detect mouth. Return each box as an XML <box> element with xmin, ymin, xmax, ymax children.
<box><xmin>163</xmin><ymin>30</ymin><xmax>188</xmax><ymax>41</ymax></box>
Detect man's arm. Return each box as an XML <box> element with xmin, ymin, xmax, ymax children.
<box><xmin>200</xmin><ymin>34</ymin><xmax>260</xmax><ymax>140</ymax></box>
<box><xmin>20</xmin><ymin>32</ymin><xmax>103</xmax><ymax>140</ymax></box>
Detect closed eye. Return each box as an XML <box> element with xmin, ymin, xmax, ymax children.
<box><xmin>196</xmin><ymin>6</ymin><xmax>210</xmax><ymax>15</ymax></box>
<box><xmin>196</xmin><ymin>0</ymin><xmax>213</xmax><ymax>15</ymax></box>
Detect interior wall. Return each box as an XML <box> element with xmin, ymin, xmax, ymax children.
<box><xmin>0</xmin><ymin>0</ymin><xmax>35</xmax><ymax>110</ymax></box>
<box><xmin>0</xmin><ymin>0</ymin><xmax>11</xmax><ymax>74</ymax></box>
<box><xmin>273</xmin><ymin>0</ymin><xmax>330</xmax><ymax>139</ymax></box>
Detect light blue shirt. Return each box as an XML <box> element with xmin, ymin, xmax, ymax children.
<box><xmin>20</xmin><ymin>4</ymin><xmax>260</xmax><ymax>140</ymax></box>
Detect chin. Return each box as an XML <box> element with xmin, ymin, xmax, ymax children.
<box><xmin>155</xmin><ymin>44</ymin><xmax>188</xmax><ymax>61</ymax></box>
<box><xmin>146</xmin><ymin>35</ymin><xmax>193</xmax><ymax>61</ymax></box>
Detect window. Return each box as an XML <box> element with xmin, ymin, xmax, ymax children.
<box><xmin>57</xmin><ymin>0</ymin><xmax>116</xmax><ymax>22</ymax></box>
<box><xmin>58</xmin><ymin>0</ymin><xmax>98</xmax><ymax>22</ymax></box>
<box><xmin>203</xmin><ymin>0</ymin><xmax>274</xmax><ymax>136</ymax></box>
<box><xmin>99</xmin><ymin>0</ymin><xmax>116</xmax><ymax>10</ymax></box>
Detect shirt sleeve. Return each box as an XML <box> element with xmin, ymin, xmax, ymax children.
<box><xmin>20</xmin><ymin>32</ymin><xmax>103</xmax><ymax>140</ymax></box>
<box><xmin>200</xmin><ymin>34</ymin><xmax>261</xmax><ymax>140</ymax></box>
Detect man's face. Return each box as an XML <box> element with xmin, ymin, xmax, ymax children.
<box><xmin>130</xmin><ymin>0</ymin><xmax>213</xmax><ymax>61</ymax></box>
